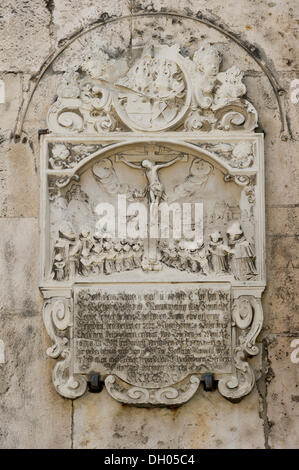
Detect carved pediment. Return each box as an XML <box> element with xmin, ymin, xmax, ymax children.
<box><xmin>47</xmin><ymin>43</ymin><xmax>258</xmax><ymax>134</ymax></box>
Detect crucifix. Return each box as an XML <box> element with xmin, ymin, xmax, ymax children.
<box><xmin>116</xmin><ymin>144</ymin><xmax>188</xmax><ymax>270</ymax></box>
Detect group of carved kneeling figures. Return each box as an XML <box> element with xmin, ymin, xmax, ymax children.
<box><xmin>51</xmin><ymin>220</ymin><xmax>256</xmax><ymax>281</ymax></box>
<box><xmin>51</xmin><ymin>222</ymin><xmax>143</xmax><ymax>280</ymax></box>
<box><xmin>159</xmin><ymin>221</ymin><xmax>256</xmax><ymax>280</ymax></box>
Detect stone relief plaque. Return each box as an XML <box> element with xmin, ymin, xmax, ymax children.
<box><xmin>40</xmin><ymin>43</ymin><xmax>265</xmax><ymax>406</ymax></box>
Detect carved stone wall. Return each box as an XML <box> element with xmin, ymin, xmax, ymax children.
<box><xmin>0</xmin><ymin>0</ymin><xmax>298</xmax><ymax>449</ymax></box>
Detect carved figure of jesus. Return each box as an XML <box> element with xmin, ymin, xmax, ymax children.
<box><xmin>119</xmin><ymin>156</ymin><xmax>183</xmax><ymax>204</ymax></box>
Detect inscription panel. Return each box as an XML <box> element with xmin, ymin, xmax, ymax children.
<box><xmin>73</xmin><ymin>284</ymin><xmax>232</xmax><ymax>388</ymax></box>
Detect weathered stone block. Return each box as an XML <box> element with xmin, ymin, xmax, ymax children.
<box><xmin>132</xmin><ymin>1</ymin><xmax>298</xmax><ymax>71</ymax></box>
<box><xmin>52</xmin><ymin>21</ymin><xmax>132</xmax><ymax>73</ymax></box>
<box><xmin>0</xmin><ymin>218</ymin><xmax>41</xmax><ymax>317</ymax></box>
<box><xmin>266</xmin><ymin>336</ymin><xmax>299</xmax><ymax>448</ymax></box>
<box><xmin>0</xmin><ymin>0</ymin><xmax>52</xmax><ymax>73</ymax></box>
<box><xmin>0</xmin><ymin>315</ymin><xmax>72</xmax><ymax>448</ymax></box>
<box><xmin>0</xmin><ymin>74</ymin><xmax>23</xmax><ymax>133</ymax></box>
<box><xmin>72</xmin><ymin>387</ymin><xmax>264</xmax><ymax>448</ymax></box>
<box><xmin>263</xmin><ymin>267</ymin><xmax>299</xmax><ymax>335</ymax></box>
<box><xmin>0</xmin><ymin>139</ymin><xmax>39</xmax><ymax>218</ymax></box>
<box><xmin>52</xmin><ymin>0</ymin><xmax>131</xmax><ymax>42</ymax></box>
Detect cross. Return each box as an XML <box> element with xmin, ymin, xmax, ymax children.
<box><xmin>115</xmin><ymin>144</ymin><xmax>188</xmax><ymax>163</ymax></box>
<box><xmin>115</xmin><ymin>144</ymin><xmax>188</xmax><ymax>270</ymax></box>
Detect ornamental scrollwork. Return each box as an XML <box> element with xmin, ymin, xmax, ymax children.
<box><xmin>42</xmin><ymin>297</ymin><xmax>87</xmax><ymax>399</ymax></box>
<box><xmin>47</xmin><ymin>43</ymin><xmax>258</xmax><ymax>134</ymax></box>
<box><xmin>218</xmin><ymin>295</ymin><xmax>263</xmax><ymax>401</ymax></box>
<box><xmin>105</xmin><ymin>374</ymin><xmax>200</xmax><ymax>406</ymax></box>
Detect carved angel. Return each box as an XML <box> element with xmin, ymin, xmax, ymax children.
<box><xmin>213</xmin><ymin>66</ymin><xmax>247</xmax><ymax>109</ymax></box>
<box><xmin>192</xmin><ymin>42</ymin><xmax>222</xmax><ymax>109</ymax></box>
<box><xmin>92</xmin><ymin>158</ymin><xmax>129</xmax><ymax>195</ymax></box>
<box><xmin>172</xmin><ymin>158</ymin><xmax>214</xmax><ymax>200</ymax></box>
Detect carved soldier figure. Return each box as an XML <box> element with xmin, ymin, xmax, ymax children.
<box><xmin>168</xmin><ymin>240</ymin><xmax>180</xmax><ymax>269</ymax></box>
<box><xmin>159</xmin><ymin>240</ymin><xmax>169</xmax><ymax>265</ymax></box>
<box><xmin>226</xmin><ymin>221</ymin><xmax>257</xmax><ymax>280</ymax></box>
<box><xmin>69</xmin><ymin>235</ymin><xmax>82</xmax><ymax>278</ymax></box>
<box><xmin>177</xmin><ymin>240</ymin><xmax>190</xmax><ymax>271</ymax></box>
<box><xmin>208</xmin><ymin>231</ymin><xmax>230</xmax><ymax>274</ymax></box>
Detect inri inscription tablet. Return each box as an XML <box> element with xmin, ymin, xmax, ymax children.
<box><xmin>40</xmin><ymin>43</ymin><xmax>265</xmax><ymax>406</ymax></box>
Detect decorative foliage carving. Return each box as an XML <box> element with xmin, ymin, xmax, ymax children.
<box><xmin>197</xmin><ymin>142</ymin><xmax>254</xmax><ymax>169</ymax></box>
<box><xmin>42</xmin><ymin>297</ymin><xmax>87</xmax><ymax>399</ymax></box>
<box><xmin>49</xmin><ymin>143</ymin><xmax>102</xmax><ymax>169</ymax></box>
<box><xmin>48</xmin><ymin>174</ymin><xmax>80</xmax><ymax>199</ymax></box>
<box><xmin>224</xmin><ymin>174</ymin><xmax>251</xmax><ymax>186</ymax></box>
<box><xmin>213</xmin><ymin>100</ymin><xmax>258</xmax><ymax>132</ymax></box>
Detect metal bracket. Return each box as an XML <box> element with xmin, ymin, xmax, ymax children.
<box><xmin>87</xmin><ymin>374</ymin><xmax>104</xmax><ymax>393</ymax></box>
<box><xmin>203</xmin><ymin>373</ymin><xmax>217</xmax><ymax>392</ymax></box>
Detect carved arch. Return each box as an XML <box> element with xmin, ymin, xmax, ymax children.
<box><xmin>56</xmin><ymin>139</ymin><xmax>245</xmax><ymax>179</ymax></box>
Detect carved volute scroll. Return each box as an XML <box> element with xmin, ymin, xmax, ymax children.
<box><xmin>40</xmin><ymin>42</ymin><xmax>265</xmax><ymax>406</ymax></box>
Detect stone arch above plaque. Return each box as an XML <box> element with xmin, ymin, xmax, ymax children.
<box><xmin>40</xmin><ymin>42</ymin><xmax>265</xmax><ymax>406</ymax></box>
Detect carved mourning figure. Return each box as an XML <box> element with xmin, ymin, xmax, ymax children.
<box><xmin>208</xmin><ymin>231</ymin><xmax>230</xmax><ymax>274</ymax></box>
<box><xmin>226</xmin><ymin>221</ymin><xmax>257</xmax><ymax>280</ymax></box>
<box><xmin>92</xmin><ymin>158</ymin><xmax>128</xmax><ymax>195</ymax></box>
<box><xmin>51</xmin><ymin>222</ymin><xmax>76</xmax><ymax>280</ymax></box>
<box><xmin>173</xmin><ymin>157</ymin><xmax>214</xmax><ymax>199</ymax></box>
<box><xmin>42</xmin><ymin>42</ymin><xmax>265</xmax><ymax>406</ymax></box>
